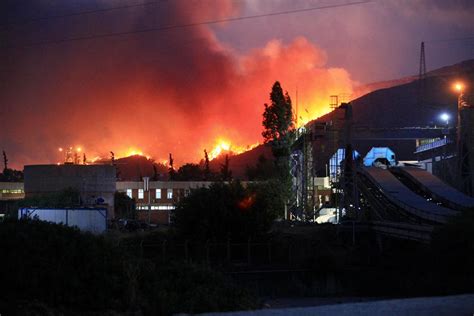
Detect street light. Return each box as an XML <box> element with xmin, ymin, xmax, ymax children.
<box><xmin>440</xmin><ymin>113</ymin><xmax>450</xmax><ymax>126</ymax></box>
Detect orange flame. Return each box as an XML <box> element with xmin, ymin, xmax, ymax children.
<box><xmin>208</xmin><ymin>139</ymin><xmax>259</xmax><ymax>160</ymax></box>
<box><xmin>118</xmin><ymin>147</ymin><xmax>151</xmax><ymax>160</ymax></box>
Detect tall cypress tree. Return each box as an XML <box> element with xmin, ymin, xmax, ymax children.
<box><xmin>204</xmin><ymin>149</ymin><xmax>211</xmax><ymax>180</ymax></box>
<box><xmin>2</xmin><ymin>150</ymin><xmax>8</xmax><ymax>173</ymax></box>
<box><xmin>168</xmin><ymin>153</ymin><xmax>176</xmax><ymax>180</ymax></box>
<box><xmin>262</xmin><ymin>81</ymin><xmax>295</xmax><ymax>179</ymax></box>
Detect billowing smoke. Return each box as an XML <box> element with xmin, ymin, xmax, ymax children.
<box><xmin>0</xmin><ymin>0</ymin><xmax>354</xmax><ymax>168</ymax></box>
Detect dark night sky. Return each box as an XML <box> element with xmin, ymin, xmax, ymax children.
<box><xmin>1</xmin><ymin>0</ymin><xmax>473</xmax><ymax>168</ymax></box>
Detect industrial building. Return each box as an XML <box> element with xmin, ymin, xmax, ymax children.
<box><xmin>116</xmin><ymin>180</ymin><xmax>214</xmax><ymax>224</ymax></box>
<box><xmin>0</xmin><ymin>182</ymin><xmax>24</xmax><ymax>200</ymax></box>
<box><xmin>23</xmin><ymin>164</ymin><xmax>116</xmax><ymax>219</ymax></box>
<box><xmin>289</xmin><ymin>88</ymin><xmax>474</xmax><ymax>242</ymax></box>
<box><xmin>0</xmin><ymin>178</ymin><xmax>215</xmax><ymax>225</ymax></box>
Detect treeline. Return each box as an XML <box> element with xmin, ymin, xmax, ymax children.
<box><xmin>0</xmin><ymin>151</ymin><xmax>23</xmax><ymax>182</ymax></box>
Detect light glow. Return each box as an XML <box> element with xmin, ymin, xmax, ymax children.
<box><xmin>454</xmin><ymin>82</ymin><xmax>464</xmax><ymax>93</ymax></box>
<box><xmin>440</xmin><ymin>113</ymin><xmax>450</xmax><ymax>123</ymax></box>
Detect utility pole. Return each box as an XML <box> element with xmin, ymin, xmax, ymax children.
<box><xmin>418</xmin><ymin>41</ymin><xmax>427</xmax><ymax>107</ymax></box>
<box><xmin>144</xmin><ymin>176</ymin><xmax>151</xmax><ymax>225</ymax></box>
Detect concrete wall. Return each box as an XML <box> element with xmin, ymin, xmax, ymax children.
<box><xmin>24</xmin><ymin>165</ymin><xmax>116</xmax><ymax>219</ymax></box>
<box><xmin>19</xmin><ymin>208</ymin><xmax>107</xmax><ymax>234</ymax></box>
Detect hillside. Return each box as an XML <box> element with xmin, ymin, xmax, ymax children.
<box><xmin>209</xmin><ymin>144</ymin><xmax>273</xmax><ymax>179</ymax></box>
<box><xmin>107</xmin><ymin>145</ymin><xmax>273</xmax><ymax>181</ymax></box>
<box><xmin>106</xmin><ymin>59</ymin><xmax>474</xmax><ymax>181</ymax></box>
<box><xmin>316</xmin><ymin>59</ymin><xmax>474</xmax><ymax>128</ymax></box>
<box><xmin>114</xmin><ymin>155</ymin><xmax>168</xmax><ymax>181</ymax></box>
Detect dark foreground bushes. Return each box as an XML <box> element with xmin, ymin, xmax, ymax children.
<box><xmin>0</xmin><ymin>219</ymin><xmax>257</xmax><ymax>315</ymax></box>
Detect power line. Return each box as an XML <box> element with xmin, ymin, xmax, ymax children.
<box><xmin>426</xmin><ymin>36</ymin><xmax>474</xmax><ymax>43</ymax></box>
<box><xmin>1</xmin><ymin>0</ymin><xmax>171</xmax><ymax>28</ymax></box>
<box><xmin>2</xmin><ymin>0</ymin><xmax>373</xmax><ymax>49</ymax></box>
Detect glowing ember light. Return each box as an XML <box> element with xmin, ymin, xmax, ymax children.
<box><xmin>76</xmin><ymin>147</ymin><xmax>82</xmax><ymax>152</ymax></box>
<box><xmin>58</xmin><ymin>147</ymin><xmax>63</xmax><ymax>152</ymax></box>
<box><xmin>238</xmin><ymin>194</ymin><xmax>256</xmax><ymax>211</ymax></box>
<box><xmin>454</xmin><ymin>82</ymin><xmax>464</xmax><ymax>93</ymax></box>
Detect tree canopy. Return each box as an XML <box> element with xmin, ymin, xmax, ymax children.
<box><xmin>262</xmin><ymin>81</ymin><xmax>295</xmax><ymax>157</ymax></box>
<box><xmin>172</xmin><ymin>181</ymin><xmax>284</xmax><ymax>241</ymax></box>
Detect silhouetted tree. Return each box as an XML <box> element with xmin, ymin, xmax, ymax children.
<box><xmin>245</xmin><ymin>154</ymin><xmax>276</xmax><ymax>180</ymax></box>
<box><xmin>0</xmin><ymin>151</ymin><xmax>23</xmax><ymax>182</ymax></box>
<box><xmin>168</xmin><ymin>153</ymin><xmax>176</xmax><ymax>180</ymax></box>
<box><xmin>176</xmin><ymin>163</ymin><xmax>203</xmax><ymax>181</ymax></box>
<box><xmin>110</xmin><ymin>151</ymin><xmax>120</xmax><ymax>180</ymax></box>
<box><xmin>220</xmin><ymin>154</ymin><xmax>232</xmax><ymax>181</ymax></box>
<box><xmin>261</xmin><ymin>81</ymin><xmax>295</xmax><ymax>202</ymax></box>
<box><xmin>262</xmin><ymin>81</ymin><xmax>295</xmax><ymax>154</ymax></box>
<box><xmin>2</xmin><ymin>150</ymin><xmax>8</xmax><ymax>172</ymax></box>
<box><xmin>114</xmin><ymin>191</ymin><xmax>136</xmax><ymax>219</ymax></box>
<box><xmin>152</xmin><ymin>164</ymin><xmax>159</xmax><ymax>181</ymax></box>
<box><xmin>173</xmin><ymin>181</ymin><xmax>281</xmax><ymax>241</ymax></box>
<box><xmin>83</xmin><ymin>153</ymin><xmax>87</xmax><ymax>165</ymax></box>
<box><xmin>204</xmin><ymin>149</ymin><xmax>211</xmax><ymax>180</ymax></box>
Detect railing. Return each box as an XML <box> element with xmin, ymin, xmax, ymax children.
<box><xmin>415</xmin><ymin>138</ymin><xmax>452</xmax><ymax>154</ymax></box>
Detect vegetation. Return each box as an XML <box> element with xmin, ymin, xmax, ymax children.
<box><xmin>173</xmin><ymin>181</ymin><xmax>282</xmax><ymax>241</ymax></box>
<box><xmin>220</xmin><ymin>154</ymin><xmax>232</xmax><ymax>181</ymax></box>
<box><xmin>262</xmin><ymin>81</ymin><xmax>295</xmax><ymax>180</ymax></box>
<box><xmin>0</xmin><ymin>168</ymin><xmax>23</xmax><ymax>182</ymax></box>
<box><xmin>0</xmin><ymin>219</ymin><xmax>257</xmax><ymax>315</ymax></box>
<box><xmin>114</xmin><ymin>191</ymin><xmax>136</xmax><ymax>219</ymax></box>
<box><xmin>246</xmin><ymin>154</ymin><xmax>276</xmax><ymax>180</ymax></box>
<box><xmin>204</xmin><ymin>149</ymin><xmax>211</xmax><ymax>180</ymax></box>
<box><xmin>175</xmin><ymin>163</ymin><xmax>203</xmax><ymax>181</ymax></box>
<box><xmin>0</xmin><ymin>150</ymin><xmax>24</xmax><ymax>182</ymax></box>
<box><xmin>168</xmin><ymin>153</ymin><xmax>176</xmax><ymax>180</ymax></box>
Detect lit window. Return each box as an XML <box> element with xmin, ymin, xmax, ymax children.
<box><xmin>156</xmin><ymin>189</ymin><xmax>161</xmax><ymax>199</ymax></box>
<box><xmin>167</xmin><ymin>189</ymin><xmax>173</xmax><ymax>199</ymax></box>
<box><xmin>126</xmin><ymin>189</ymin><xmax>132</xmax><ymax>199</ymax></box>
<box><xmin>158</xmin><ymin>205</ymin><xmax>175</xmax><ymax>210</ymax></box>
<box><xmin>184</xmin><ymin>189</ymin><xmax>190</xmax><ymax>197</ymax></box>
<box><xmin>138</xmin><ymin>189</ymin><xmax>144</xmax><ymax>200</ymax></box>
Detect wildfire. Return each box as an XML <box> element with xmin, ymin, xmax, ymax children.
<box><xmin>120</xmin><ymin>147</ymin><xmax>151</xmax><ymax>160</ymax></box>
<box><xmin>208</xmin><ymin>139</ymin><xmax>259</xmax><ymax>160</ymax></box>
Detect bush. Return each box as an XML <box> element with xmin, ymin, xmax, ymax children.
<box><xmin>173</xmin><ymin>181</ymin><xmax>284</xmax><ymax>241</ymax></box>
<box><xmin>0</xmin><ymin>219</ymin><xmax>257</xmax><ymax>315</ymax></box>
<box><xmin>140</xmin><ymin>263</ymin><xmax>257</xmax><ymax>315</ymax></box>
<box><xmin>0</xmin><ymin>219</ymin><xmax>128</xmax><ymax>313</ymax></box>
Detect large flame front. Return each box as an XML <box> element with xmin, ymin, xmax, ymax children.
<box><xmin>208</xmin><ymin>139</ymin><xmax>259</xmax><ymax>160</ymax></box>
